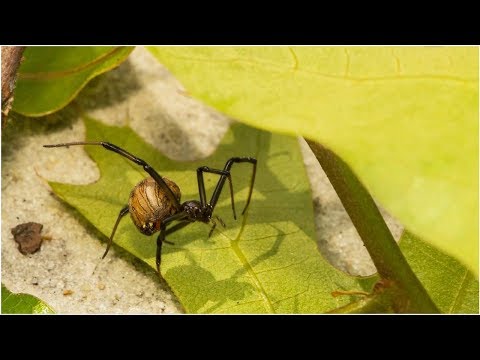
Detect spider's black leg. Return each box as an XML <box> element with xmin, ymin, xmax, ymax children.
<box><xmin>156</xmin><ymin>212</ymin><xmax>188</xmax><ymax>273</ymax></box>
<box><xmin>165</xmin><ymin>220</ymin><xmax>192</xmax><ymax>238</ymax></box>
<box><xmin>207</xmin><ymin>216</ymin><xmax>226</xmax><ymax>238</ymax></box>
<box><xmin>208</xmin><ymin>215</ymin><xmax>226</xmax><ymax>238</ymax></box>
<box><xmin>215</xmin><ymin>215</ymin><xmax>226</xmax><ymax>228</ymax></box>
<box><xmin>44</xmin><ymin>141</ymin><xmax>181</xmax><ymax>211</ymax></box>
<box><xmin>209</xmin><ymin>157</ymin><xmax>257</xmax><ymax>215</ymax></box>
<box><xmin>208</xmin><ymin>220</ymin><xmax>217</xmax><ymax>238</ymax></box>
<box><xmin>197</xmin><ymin>166</ymin><xmax>236</xmax><ymax>219</ymax></box>
<box><xmin>102</xmin><ymin>205</ymin><xmax>129</xmax><ymax>260</ymax></box>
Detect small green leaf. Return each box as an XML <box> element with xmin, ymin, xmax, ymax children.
<box><xmin>2</xmin><ymin>284</ymin><xmax>55</xmax><ymax>314</ymax></box>
<box><xmin>147</xmin><ymin>46</ymin><xmax>479</xmax><ymax>276</ymax></box>
<box><xmin>399</xmin><ymin>231</ymin><xmax>479</xmax><ymax>314</ymax></box>
<box><xmin>12</xmin><ymin>46</ymin><xmax>134</xmax><ymax>116</ymax></box>
<box><xmin>48</xmin><ymin>117</ymin><xmax>374</xmax><ymax>313</ymax></box>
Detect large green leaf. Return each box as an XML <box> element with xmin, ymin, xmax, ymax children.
<box><xmin>48</xmin><ymin>117</ymin><xmax>375</xmax><ymax>313</ymax></box>
<box><xmin>2</xmin><ymin>284</ymin><xmax>55</xmax><ymax>314</ymax></box>
<box><xmin>12</xmin><ymin>46</ymin><xmax>134</xmax><ymax>116</ymax></box>
<box><xmin>147</xmin><ymin>47</ymin><xmax>479</xmax><ymax>276</ymax></box>
<box><xmin>400</xmin><ymin>231</ymin><xmax>478</xmax><ymax>313</ymax></box>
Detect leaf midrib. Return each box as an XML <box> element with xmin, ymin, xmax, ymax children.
<box><xmin>230</xmin><ymin>212</ymin><xmax>276</xmax><ymax>313</ymax></box>
<box><xmin>222</xmin><ymin>129</ymin><xmax>276</xmax><ymax>313</ymax></box>
<box><xmin>449</xmin><ymin>269</ymin><xmax>470</xmax><ymax>313</ymax></box>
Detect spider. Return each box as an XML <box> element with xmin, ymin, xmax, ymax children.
<box><xmin>44</xmin><ymin>141</ymin><xmax>257</xmax><ymax>274</ymax></box>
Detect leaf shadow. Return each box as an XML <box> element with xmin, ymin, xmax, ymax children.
<box><xmin>2</xmin><ymin>106</ymin><xmax>79</xmax><ymax>160</ymax></box>
<box><xmin>162</xmin><ymin>225</ymin><xmax>290</xmax><ymax>313</ymax></box>
<box><xmin>231</xmin><ymin>225</ymin><xmax>287</xmax><ymax>279</ymax></box>
<box><xmin>2</xmin><ymin>58</ymin><xmax>141</xmax><ymax>160</ymax></box>
<box><xmin>76</xmin><ymin>58</ymin><xmax>142</xmax><ymax>111</ymax></box>
<box><xmin>164</xmin><ymin>254</ymin><xmax>257</xmax><ymax>313</ymax></box>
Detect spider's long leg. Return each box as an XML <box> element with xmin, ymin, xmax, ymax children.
<box><xmin>44</xmin><ymin>141</ymin><xmax>181</xmax><ymax>211</ymax></box>
<box><xmin>209</xmin><ymin>157</ymin><xmax>257</xmax><ymax>216</ymax></box>
<box><xmin>156</xmin><ymin>212</ymin><xmax>188</xmax><ymax>274</ymax></box>
<box><xmin>208</xmin><ymin>216</ymin><xmax>225</xmax><ymax>238</ymax></box>
<box><xmin>208</xmin><ymin>220</ymin><xmax>217</xmax><ymax>238</ymax></box>
<box><xmin>165</xmin><ymin>221</ymin><xmax>191</xmax><ymax>237</ymax></box>
<box><xmin>197</xmin><ymin>167</ymin><xmax>236</xmax><ymax>219</ymax></box>
<box><xmin>102</xmin><ymin>205</ymin><xmax>129</xmax><ymax>259</ymax></box>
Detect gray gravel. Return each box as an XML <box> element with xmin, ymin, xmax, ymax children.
<box><xmin>1</xmin><ymin>46</ymin><xmax>403</xmax><ymax>314</ymax></box>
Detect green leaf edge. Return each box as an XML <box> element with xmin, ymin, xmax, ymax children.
<box><xmin>13</xmin><ymin>46</ymin><xmax>135</xmax><ymax>117</ymax></box>
<box><xmin>2</xmin><ymin>284</ymin><xmax>55</xmax><ymax>314</ymax></box>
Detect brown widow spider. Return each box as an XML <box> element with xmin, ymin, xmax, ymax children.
<box><xmin>44</xmin><ymin>141</ymin><xmax>257</xmax><ymax>274</ymax></box>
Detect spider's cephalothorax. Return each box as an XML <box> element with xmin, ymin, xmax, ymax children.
<box><xmin>182</xmin><ymin>200</ymin><xmax>212</xmax><ymax>222</ymax></box>
<box><xmin>44</xmin><ymin>141</ymin><xmax>257</xmax><ymax>274</ymax></box>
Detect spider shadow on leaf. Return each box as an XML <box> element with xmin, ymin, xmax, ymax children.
<box><xmin>164</xmin><ymin>253</ymin><xmax>257</xmax><ymax>314</ymax></box>
<box><xmin>162</xmin><ymin>226</ymin><xmax>290</xmax><ymax>314</ymax></box>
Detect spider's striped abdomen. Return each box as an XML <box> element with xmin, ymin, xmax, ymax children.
<box><xmin>128</xmin><ymin>177</ymin><xmax>181</xmax><ymax>236</ymax></box>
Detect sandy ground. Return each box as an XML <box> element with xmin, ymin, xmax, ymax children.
<box><xmin>1</xmin><ymin>47</ymin><xmax>403</xmax><ymax>314</ymax></box>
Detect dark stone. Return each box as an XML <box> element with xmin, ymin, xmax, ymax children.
<box><xmin>11</xmin><ymin>222</ymin><xmax>44</xmax><ymax>255</ymax></box>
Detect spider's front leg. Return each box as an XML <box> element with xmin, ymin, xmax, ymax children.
<box><xmin>197</xmin><ymin>167</ymin><xmax>236</xmax><ymax>218</ymax></box>
<box><xmin>197</xmin><ymin>157</ymin><xmax>257</xmax><ymax>221</ymax></box>
<box><xmin>44</xmin><ymin>141</ymin><xmax>182</xmax><ymax>212</ymax></box>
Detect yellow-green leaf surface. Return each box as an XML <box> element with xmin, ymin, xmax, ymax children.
<box><xmin>48</xmin><ymin>117</ymin><xmax>375</xmax><ymax>313</ymax></box>
<box><xmin>399</xmin><ymin>232</ymin><xmax>478</xmax><ymax>313</ymax></box>
<box><xmin>2</xmin><ymin>284</ymin><xmax>55</xmax><ymax>314</ymax></box>
<box><xmin>147</xmin><ymin>47</ymin><xmax>479</xmax><ymax>276</ymax></box>
<box><xmin>12</xmin><ymin>46</ymin><xmax>134</xmax><ymax>116</ymax></box>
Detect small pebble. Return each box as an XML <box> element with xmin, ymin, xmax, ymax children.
<box><xmin>97</xmin><ymin>283</ymin><xmax>106</xmax><ymax>290</ymax></box>
<box><xmin>11</xmin><ymin>222</ymin><xmax>44</xmax><ymax>254</ymax></box>
<box><xmin>31</xmin><ymin>277</ymin><xmax>39</xmax><ymax>285</ymax></box>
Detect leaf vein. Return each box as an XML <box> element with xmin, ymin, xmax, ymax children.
<box><xmin>255</xmin><ymin>256</ymin><xmax>312</xmax><ymax>274</ymax></box>
<box><xmin>449</xmin><ymin>269</ymin><xmax>469</xmax><ymax>313</ymax></box>
<box><xmin>161</xmin><ymin>53</ymin><xmax>476</xmax><ymax>84</ymax></box>
<box><xmin>19</xmin><ymin>47</ymin><xmax>129</xmax><ymax>80</ymax></box>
